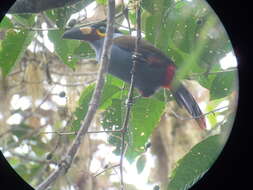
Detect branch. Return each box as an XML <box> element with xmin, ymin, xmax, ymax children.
<box><xmin>93</xmin><ymin>163</ymin><xmax>120</xmax><ymax>177</ymax></box>
<box><xmin>119</xmin><ymin>2</ymin><xmax>142</xmax><ymax>189</ymax></box>
<box><xmin>186</xmin><ymin>68</ymin><xmax>237</xmax><ymax>79</ymax></box>
<box><xmin>169</xmin><ymin>105</ymin><xmax>229</xmax><ymax>121</ymax></box>
<box><xmin>120</xmin><ymin>0</ymin><xmax>132</xmax><ymax>35</ymax></box>
<box><xmin>35</xmin><ymin>1</ymin><xmax>116</xmax><ymax>189</ymax></box>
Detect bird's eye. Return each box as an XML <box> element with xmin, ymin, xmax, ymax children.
<box><xmin>98</xmin><ymin>26</ymin><xmax>106</xmax><ymax>33</ymax></box>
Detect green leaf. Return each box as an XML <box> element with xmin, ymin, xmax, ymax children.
<box><xmin>136</xmin><ymin>154</ymin><xmax>146</xmax><ymax>174</ymax></box>
<box><xmin>11</xmin><ymin>123</ymin><xmax>30</xmax><ymax>138</ymax></box>
<box><xmin>168</xmin><ymin>135</ymin><xmax>223</xmax><ymax>190</ymax></box>
<box><xmin>127</xmin><ymin>98</ymin><xmax>165</xmax><ymax>160</ymax></box>
<box><xmin>31</xmin><ymin>143</ymin><xmax>48</xmax><ymax>157</ymax></box>
<box><xmin>103</xmin><ymin>96</ymin><xmax>166</xmax><ymax>161</ymax></box>
<box><xmin>73</xmin><ymin>42</ymin><xmax>95</xmax><ymax>59</ymax></box>
<box><xmin>45</xmin><ymin>0</ymin><xmax>93</xmax><ymax>29</ymax></box>
<box><xmin>99</xmin><ymin>85</ymin><xmax>122</xmax><ymax>110</ymax></box>
<box><xmin>0</xmin><ymin>29</ymin><xmax>35</xmax><ymax>76</ymax></box>
<box><xmin>48</xmin><ymin>30</ymin><xmax>80</xmax><ymax>69</ymax></box>
<box><xmin>46</xmin><ymin>8</ymin><xmax>73</xmax><ymax>29</ymax></box>
<box><xmin>103</xmin><ymin>98</ymin><xmax>123</xmax><ymax>151</ymax></box>
<box><xmin>71</xmin><ymin>82</ymin><xmax>122</xmax><ymax>131</ymax></box>
<box><xmin>71</xmin><ymin>84</ymin><xmax>95</xmax><ymax>131</ymax></box>
<box><xmin>142</xmin><ymin>0</ymin><xmax>233</xmax><ymax>85</ymax></box>
<box><xmin>106</xmin><ymin>74</ymin><xmax>125</xmax><ymax>88</ymax></box>
<box><xmin>205</xmin><ymin>97</ymin><xmax>227</xmax><ymax>127</ymax></box>
<box><xmin>14</xmin><ymin>164</ymin><xmax>30</xmax><ymax>181</ymax></box>
<box><xmin>210</xmin><ymin>71</ymin><xmax>237</xmax><ymax>100</ymax></box>
<box><xmin>11</xmin><ymin>14</ymin><xmax>36</xmax><ymax>27</ymax></box>
<box><xmin>0</xmin><ymin>17</ymin><xmax>13</xmax><ymax>29</ymax></box>
<box><xmin>96</xmin><ymin>0</ymin><xmax>107</xmax><ymax>5</ymax></box>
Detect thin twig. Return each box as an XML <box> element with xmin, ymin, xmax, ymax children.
<box><xmin>35</xmin><ymin>1</ymin><xmax>116</xmax><ymax>189</ymax></box>
<box><xmin>50</xmin><ymin>70</ymin><xmax>98</xmax><ymax>77</ymax></box>
<box><xmin>169</xmin><ymin>105</ymin><xmax>229</xmax><ymax>121</ymax></box>
<box><xmin>41</xmin><ymin>129</ymin><xmax>122</xmax><ymax>136</ymax></box>
<box><xmin>93</xmin><ymin>164</ymin><xmax>120</xmax><ymax>177</ymax></box>
<box><xmin>121</xmin><ymin>0</ymin><xmax>132</xmax><ymax>35</ymax></box>
<box><xmin>39</xmin><ymin>105</ymin><xmax>229</xmax><ymax>138</ymax></box>
<box><xmin>119</xmin><ymin>2</ymin><xmax>142</xmax><ymax>189</ymax></box>
<box><xmin>187</xmin><ymin>68</ymin><xmax>237</xmax><ymax>79</ymax></box>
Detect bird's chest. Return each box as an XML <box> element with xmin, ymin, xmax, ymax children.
<box><xmin>109</xmin><ymin>46</ymin><xmax>166</xmax><ymax>93</ymax></box>
<box><xmin>108</xmin><ymin>45</ymin><xmax>133</xmax><ymax>82</ymax></box>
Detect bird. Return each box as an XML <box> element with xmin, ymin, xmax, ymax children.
<box><xmin>62</xmin><ymin>23</ymin><xmax>206</xmax><ymax>129</ymax></box>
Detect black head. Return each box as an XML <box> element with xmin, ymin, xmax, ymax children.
<box><xmin>62</xmin><ymin>23</ymin><xmax>122</xmax><ymax>42</ymax></box>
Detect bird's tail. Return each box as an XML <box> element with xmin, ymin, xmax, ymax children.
<box><xmin>170</xmin><ymin>83</ymin><xmax>206</xmax><ymax>129</ymax></box>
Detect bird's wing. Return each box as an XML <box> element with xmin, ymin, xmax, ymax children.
<box><xmin>113</xmin><ymin>36</ymin><xmax>174</xmax><ymax>67</ymax></box>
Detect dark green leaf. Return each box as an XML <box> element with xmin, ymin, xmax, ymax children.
<box><xmin>168</xmin><ymin>135</ymin><xmax>223</xmax><ymax>190</ymax></box>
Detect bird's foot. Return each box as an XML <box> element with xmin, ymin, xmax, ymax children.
<box><xmin>132</xmin><ymin>52</ymin><xmax>146</xmax><ymax>63</ymax></box>
<box><xmin>124</xmin><ymin>95</ymin><xmax>141</xmax><ymax>106</ymax></box>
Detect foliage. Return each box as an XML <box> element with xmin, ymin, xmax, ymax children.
<box><xmin>168</xmin><ymin>135</ymin><xmax>223</xmax><ymax>190</ymax></box>
<box><xmin>0</xmin><ymin>15</ymin><xmax>35</xmax><ymax>76</ymax></box>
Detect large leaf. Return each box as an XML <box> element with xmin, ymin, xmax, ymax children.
<box><xmin>127</xmin><ymin>98</ymin><xmax>165</xmax><ymax>160</ymax></box>
<box><xmin>45</xmin><ymin>0</ymin><xmax>93</xmax><ymax>28</ymax></box>
<box><xmin>103</xmin><ymin>98</ymin><xmax>123</xmax><ymax>152</ymax></box>
<box><xmin>46</xmin><ymin>7</ymin><xmax>75</xmax><ymax>29</ymax></box>
<box><xmin>48</xmin><ymin>29</ymin><xmax>95</xmax><ymax>68</ymax></box>
<box><xmin>73</xmin><ymin>42</ymin><xmax>96</xmax><ymax>59</ymax></box>
<box><xmin>168</xmin><ymin>135</ymin><xmax>223</xmax><ymax>190</ymax></box>
<box><xmin>48</xmin><ymin>30</ymin><xmax>80</xmax><ymax>69</ymax></box>
<box><xmin>103</xmin><ymin>96</ymin><xmax>166</xmax><ymax>161</ymax></box>
<box><xmin>11</xmin><ymin>14</ymin><xmax>36</xmax><ymax>27</ymax></box>
<box><xmin>210</xmin><ymin>70</ymin><xmax>237</xmax><ymax>100</ymax></box>
<box><xmin>0</xmin><ymin>29</ymin><xmax>35</xmax><ymax>76</ymax></box>
<box><xmin>0</xmin><ymin>17</ymin><xmax>13</xmax><ymax>29</ymax></box>
<box><xmin>71</xmin><ymin>82</ymin><xmax>122</xmax><ymax>131</ymax></box>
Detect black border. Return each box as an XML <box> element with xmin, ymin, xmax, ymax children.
<box><xmin>0</xmin><ymin>0</ymin><xmax>251</xmax><ymax>189</ymax></box>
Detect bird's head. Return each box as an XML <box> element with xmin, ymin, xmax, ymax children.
<box><xmin>62</xmin><ymin>23</ymin><xmax>122</xmax><ymax>42</ymax></box>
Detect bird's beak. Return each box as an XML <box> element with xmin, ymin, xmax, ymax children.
<box><xmin>62</xmin><ymin>26</ymin><xmax>93</xmax><ymax>40</ymax></box>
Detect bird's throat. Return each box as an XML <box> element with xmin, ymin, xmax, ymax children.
<box><xmin>162</xmin><ymin>65</ymin><xmax>176</xmax><ymax>89</ymax></box>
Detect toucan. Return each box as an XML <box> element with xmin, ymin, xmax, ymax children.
<box><xmin>62</xmin><ymin>23</ymin><xmax>206</xmax><ymax>129</ymax></box>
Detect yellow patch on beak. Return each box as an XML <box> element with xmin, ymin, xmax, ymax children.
<box><xmin>80</xmin><ymin>27</ymin><xmax>92</xmax><ymax>35</ymax></box>
<box><xmin>96</xmin><ymin>29</ymin><xmax>106</xmax><ymax>37</ymax></box>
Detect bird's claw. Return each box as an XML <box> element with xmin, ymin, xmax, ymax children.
<box><xmin>124</xmin><ymin>95</ymin><xmax>141</xmax><ymax>106</ymax></box>
<box><xmin>132</xmin><ymin>52</ymin><xmax>145</xmax><ymax>63</ymax></box>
